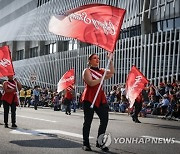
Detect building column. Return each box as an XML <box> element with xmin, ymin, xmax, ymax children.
<box><xmin>39</xmin><ymin>41</ymin><xmax>45</xmax><ymax>56</ymax></box>
<box><xmin>24</xmin><ymin>41</ymin><xmax>30</xmax><ymax>59</ymax></box>
<box><xmin>9</xmin><ymin>41</ymin><xmax>17</xmax><ymax>61</ymax></box>
<box><xmin>141</xmin><ymin>0</ymin><xmax>151</xmax><ymax>35</ymax></box>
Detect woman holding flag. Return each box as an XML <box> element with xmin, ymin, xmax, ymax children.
<box><xmin>81</xmin><ymin>53</ymin><xmax>114</xmax><ymax>152</ymax></box>
<box><xmin>48</xmin><ymin>3</ymin><xmax>125</xmax><ymax>151</ymax></box>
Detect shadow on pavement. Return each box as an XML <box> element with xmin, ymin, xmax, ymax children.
<box><xmin>10</xmin><ymin>139</ymin><xmax>121</xmax><ymax>153</ymax></box>
<box><xmin>92</xmin><ymin>149</ymin><xmax>121</xmax><ymax>154</ymax></box>
<box><xmin>10</xmin><ymin>138</ymin><xmax>81</xmax><ymax>148</ymax></box>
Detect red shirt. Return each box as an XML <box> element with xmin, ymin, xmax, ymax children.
<box><xmin>135</xmin><ymin>93</ymin><xmax>143</xmax><ymax>103</ymax></box>
<box><xmin>1</xmin><ymin>80</ymin><xmax>18</xmax><ymax>105</ymax></box>
<box><xmin>81</xmin><ymin>68</ymin><xmax>107</xmax><ymax>108</ymax></box>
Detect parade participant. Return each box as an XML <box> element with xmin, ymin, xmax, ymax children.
<box><xmin>0</xmin><ymin>82</ymin><xmax>3</xmax><ymax>107</ymax></box>
<box><xmin>81</xmin><ymin>53</ymin><xmax>114</xmax><ymax>151</ymax></box>
<box><xmin>64</xmin><ymin>88</ymin><xmax>73</xmax><ymax>115</ymax></box>
<box><xmin>131</xmin><ymin>92</ymin><xmax>143</xmax><ymax>123</ymax></box>
<box><xmin>1</xmin><ymin>75</ymin><xmax>22</xmax><ymax>128</ymax></box>
<box><xmin>0</xmin><ymin>88</ymin><xmax>2</xmax><ymax>107</ymax></box>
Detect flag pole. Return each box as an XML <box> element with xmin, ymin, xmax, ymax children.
<box><xmin>14</xmin><ymin>78</ymin><xmax>21</xmax><ymax>109</ymax></box>
<box><xmin>90</xmin><ymin>52</ymin><xmax>113</xmax><ymax>108</ymax></box>
<box><xmin>75</xmin><ymin>41</ymin><xmax>80</xmax><ymax>110</ymax></box>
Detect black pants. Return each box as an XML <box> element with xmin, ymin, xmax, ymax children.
<box><xmin>26</xmin><ymin>97</ymin><xmax>31</xmax><ymax>107</ymax></box>
<box><xmin>83</xmin><ymin>101</ymin><xmax>109</xmax><ymax>146</ymax></box>
<box><xmin>3</xmin><ymin>101</ymin><xmax>16</xmax><ymax>124</ymax></box>
<box><xmin>66</xmin><ymin>102</ymin><xmax>71</xmax><ymax>114</ymax></box>
<box><xmin>132</xmin><ymin>101</ymin><xmax>142</xmax><ymax>120</ymax></box>
<box><xmin>34</xmin><ymin>96</ymin><xmax>39</xmax><ymax>110</ymax></box>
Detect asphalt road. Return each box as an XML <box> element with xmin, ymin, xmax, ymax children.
<box><xmin>0</xmin><ymin>107</ymin><xmax>179</xmax><ymax>154</ymax></box>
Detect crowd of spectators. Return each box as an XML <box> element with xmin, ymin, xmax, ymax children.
<box><xmin>107</xmin><ymin>80</ymin><xmax>180</xmax><ymax>120</ymax></box>
<box><xmin>0</xmin><ymin>79</ymin><xmax>179</xmax><ymax>120</ymax></box>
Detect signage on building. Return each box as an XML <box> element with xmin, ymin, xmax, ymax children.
<box><xmin>30</xmin><ymin>73</ymin><xmax>37</xmax><ymax>82</ymax></box>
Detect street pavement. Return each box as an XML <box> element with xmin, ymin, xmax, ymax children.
<box><xmin>0</xmin><ymin>107</ymin><xmax>179</xmax><ymax>154</ymax></box>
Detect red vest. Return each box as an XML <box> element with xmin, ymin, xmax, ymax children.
<box><xmin>65</xmin><ymin>90</ymin><xmax>73</xmax><ymax>100</ymax></box>
<box><xmin>81</xmin><ymin>68</ymin><xmax>107</xmax><ymax>108</ymax></box>
<box><xmin>1</xmin><ymin>80</ymin><xmax>18</xmax><ymax>105</ymax></box>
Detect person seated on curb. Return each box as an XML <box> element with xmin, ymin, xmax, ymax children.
<box><xmin>119</xmin><ymin>95</ymin><xmax>129</xmax><ymax>113</ymax></box>
<box><xmin>157</xmin><ymin>94</ymin><xmax>170</xmax><ymax>115</ymax></box>
<box><xmin>162</xmin><ymin>94</ymin><xmax>178</xmax><ymax>119</ymax></box>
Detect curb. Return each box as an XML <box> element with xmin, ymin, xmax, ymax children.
<box><xmin>108</xmin><ymin>111</ymin><xmax>180</xmax><ymax>122</ymax></box>
<box><xmin>146</xmin><ymin>114</ymin><xmax>180</xmax><ymax>121</ymax></box>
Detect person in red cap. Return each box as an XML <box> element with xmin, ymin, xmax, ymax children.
<box><xmin>81</xmin><ymin>53</ymin><xmax>114</xmax><ymax>152</ymax></box>
<box><xmin>1</xmin><ymin>75</ymin><xmax>22</xmax><ymax>128</ymax></box>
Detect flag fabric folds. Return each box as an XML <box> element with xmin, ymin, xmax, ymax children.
<box><xmin>49</xmin><ymin>4</ymin><xmax>126</xmax><ymax>52</ymax></box>
<box><xmin>0</xmin><ymin>45</ymin><xmax>15</xmax><ymax>78</ymax></box>
<box><xmin>57</xmin><ymin>69</ymin><xmax>75</xmax><ymax>93</ymax></box>
<box><xmin>125</xmin><ymin>66</ymin><xmax>149</xmax><ymax>108</ymax></box>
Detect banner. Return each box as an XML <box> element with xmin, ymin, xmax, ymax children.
<box><xmin>30</xmin><ymin>73</ymin><xmax>37</xmax><ymax>83</ymax></box>
<box><xmin>125</xmin><ymin>66</ymin><xmax>149</xmax><ymax>108</ymax></box>
<box><xmin>57</xmin><ymin>69</ymin><xmax>75</xmax><ymax>93</ymax></box>
<box><xmin>0</xmin><ymin>45</ymin><xmax>15</xmax><ymax>78</ymax></box>
<box><xmin>49</xmin><ymin>4</ymin><xmax>126</xmax><ymax>52</ymax></box>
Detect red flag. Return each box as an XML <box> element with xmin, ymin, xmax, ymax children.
<box><xmin>57</xmin><ymin>69</ymin><xmax>75</xmax><ymax>93</ymax></box>
<box><xmin>0</xmin><ymin>45</ymin><xmax>15</xmax><ymax>78</ymax></box>
<box><xmin>125</xmin><ymin>66</ymin><xmax>149</xmax><ymax>108</ymax></box>
<box><xmin>49</xmin><ymin>4</ymin><xmax>126</xmax><ymax>52</ymax></box>
<box><xmin>66</xmin><ymin>85</ymin><xmax>74</xmax><ymax>91</ymax></box>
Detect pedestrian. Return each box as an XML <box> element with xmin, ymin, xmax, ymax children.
<box><xmin>19</xmin><ymin>88</ymin><xmax>25</xmax><ymax>107</ymax></box>
<box><xmin>1</xmin><ymin>75</ymin><xmax>22</xmax><ymax>128</ymax></box>
<box><xmin>25</xmin><ymin>87</ymin><xmax>32</xmax><ymax>107</ymax></box>
<box><xmin>131</xmin><ymin>92</ymin><xmax>143</xmax><ymax>123</ymax></box>
<box><xmin>33</xmin><ymin>85</ymin><xmax>40</xmax><ymax>110</ymax></box>
<box><xmin>81</xmin><ymin>53</ymin><xmax>114</xmax><ymax>152</ymax></box>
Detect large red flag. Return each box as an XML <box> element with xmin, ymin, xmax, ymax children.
<box><xmin>125</xmin><ymin>66</ymin><xmax>149</xmax><ymax>108</ymax></box>
<box><xmin>57</xmin><ymin>69</ymin><xmax>75</xmax><ymax>93</ymax></box>
<box><xmin>0</xmin><ymin>45</ymin><xmax>15</xmax><ymax>77</ymax></box>
<box><xmin>49</xmin><ymin>4</ymin><xmax>126</xmax><ymax>52</ymax></box>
